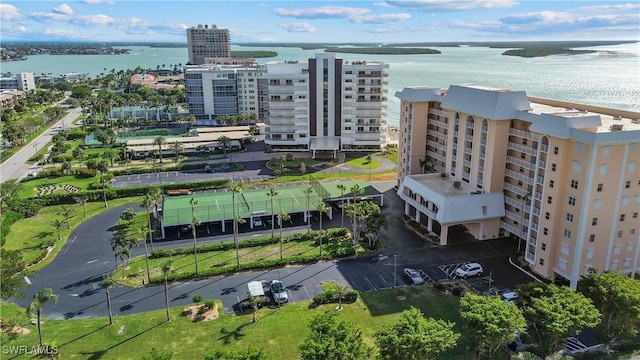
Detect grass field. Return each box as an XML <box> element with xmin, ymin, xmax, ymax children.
<box><xmin>2</xmin><ymin>197</ymin><xmax>138</xmax><ymax>269</ymax></box>
<box><xmin>17</xmin><ymin>175</ymin><xmax>97</xmax><ymax>198</ymax></box>
<box><xmin>0</xmin><ymin>286</ymin><xmax>468</xmax><ymax>360</ymax></box>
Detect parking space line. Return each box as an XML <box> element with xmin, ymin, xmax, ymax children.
<box><xmin>378</xmin><ymin>274</ymin><xmax>391</xmax><ymax>289</ymax></box>
<box><xmin>302</xmin><ymin>285</ymin><xmax>311</xmax><ymax>300</ymax></box>
<box><xmin>364</xmin><ymin>277</ymin><xmax>377</xmax><ymax>291</ymax></box>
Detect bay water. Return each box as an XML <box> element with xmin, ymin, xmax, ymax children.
<box><xmin>2</xmin><ymin>43</ymin><xmax>638</xmax><ymax>126</ymax></box>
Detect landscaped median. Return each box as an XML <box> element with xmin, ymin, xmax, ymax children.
<box><xmin>117</xmin><ymin>228</ymin><xmax>363</xmax><ymax>287</ymax></box>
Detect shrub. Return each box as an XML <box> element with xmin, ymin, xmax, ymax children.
<box><xmin>66</xmin><ymin>128</ymin><xmax>87</xmax><ymax>140</ymax></box>
<box><xmin>0</xmin><ymin>209</ymin><xmax>23</xmax><ymax>246</ymax></box>
<box><xmin>204</xmin><ymin>299</ymin><xmax>216</xmax><ymax>310</ymax></box>
<box><xmin>451</xmin><ymin>287</ymin><xmax>462</xmax><ymax>296</ymax></box>
<box><xmin>74</xmin><ymin>168</ymin><xmax>96</xmax><ymax>178</ymax></box>
<box><xmin>192</xmin><ymin>294</ymin><xmax>203</xmax><ymax>304</ymax></box>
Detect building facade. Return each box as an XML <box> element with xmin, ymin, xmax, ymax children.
<box><xmin>264</xmin><ymin>53</ymin><xmax>389</xmax><ymax>157</ymax></box>
<box><xmin>184</xmin><ymin>63</ymin><xmax>265</xmax><ymax>125</ymax></box>
<box><xmin>0</xmin><ymin>72</ymin><xmax>35</xmax><ymax>92</ymax></box>
<box><xmin>396</xmin><ymin>85</ymin><xmax>640</xmax><ymax>288</ymax></box>
<box><xmin>186</xmin><ymin>24</ymin><xmax>231</xmax><ymax>65</ymax></box>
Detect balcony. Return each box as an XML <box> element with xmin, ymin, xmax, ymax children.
<box><xmin>508</xmin><ymin>142</ymin><xmax>538</xmax><ymax>156</ymax></box>
<box><xmin>506</xmin><ymin>156</ymin><xmax>536</xmax><ymax>171</ymax></box>
<box><xmin>427</xmin><ymin>131</ymin><xmax>448</xmax><ymax>141</ymax></box>
<box><xmin>430</xmin><ymin>119</ymin><xmax>449</xmax><ymax>129</ymax></box>
<box><xmin>505</xmin><ymin>169</ymin><xmax>534</xmax><ymax>184</ymax></box>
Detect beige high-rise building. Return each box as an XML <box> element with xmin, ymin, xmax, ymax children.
<box><xmin>186</xmin><ymin>24</ymin><xmax>231</xmax><ymax>65</ymax></box>
<box><xmin>396</xmin><ymin>84</ymin><xmax>640</xmax><ymax>288</ymax></box>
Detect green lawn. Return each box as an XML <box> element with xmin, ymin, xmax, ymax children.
<box><xmin>17</xmin><ymin>175</ymin><xmax>98</xmax><ymax>198</ymax></box>
<box><xmin>2</xmin><ymin>197</ymin><xmax>138</xmax><ymax>269</ymax></box>
<box><xmin>0</xmin><ymin>286</ymin><xmax>468</xmax><ymax>360</ymax></box>
<box><xmin>344</xmin><ymin>156</ymin><xmax>380</xmax><ymax>170</ymax></box>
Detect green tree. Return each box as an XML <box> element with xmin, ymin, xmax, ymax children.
<box><xmin>141</xmin><ymin>347</ymin><xmax>174</xmax><ymax>360</ymax></box>
<box><xmin>278</xmin><ymin>211</ymin><xmax>291</xmax><ymax>260</ymax></box>
<box><xmin>299</xmin><ymin>312</ymin><xmax>372</xmax><ymax>360</ymax></box>
<box><xmin>217</xmin><ymin>135</ymin><xmax>231</xmax><ymax>157</ymax></box>
<box><xmin>359</xmin><ymin>202</ymin><xmax>388</xmax><ymax>250</ymax></box>
<box><xmin>51</xmin><ymin>218</ymin><xmax>65</xmax><ymax>241</ymax></box>
<box><xmin>119</xmin><ymin>207</ymin><xmax>136</xmax><ymax>223</ymax></box>
<box><xmin>27</xmin><ymin>288</ymin><xmax>58</xmax><ymax>348</ymax></box>
<box><xmin>138</xmin><ymin>226</ymin><xmax>152</xmax><ymax>284</ymax></box>
<box><xmin>303</xmin><ymin>187</ymin><xmax>313</xmax><ymax>234</ymax></box>
<box><xmin>266</xmin><ymin>187</ymin><xmax>278</xmax><ymax>239</ymax></box>
<box><xmin>153</xmin><ymin>136</ymin><xmax>166</xmax><ymax>164</ymax></box>
<box><xmin>459</xmin><ymin>293</ymin><xmax>527</xmax><ymax>359</ymax></box>
<box><xmin>160</xmin><ymin>261</ymin><xmax>173</xmax><ymax>321</ymax></box>
<box><xmin>204</xmin><ymin>347</ymin><xmax>266</xmax><ymax>360</ymax></box>
<box><xmin>349</xmin><ymin>184</ymin><xmax>363</xmax><ymax>241</ymax></box>
<box><xmin>300</xmin><ymin>161</ymin><xmax>307</xmax><ymax>183</ymax></box>
<box><xmin>0</xmin><ymin>249</ymin><xmax>27</xmax><ymax>299</ymax></box>
<box><xmin>74</xmin><ymin>195</ymin><xmax>88</xmax><ymax>218</ymax></box>
<box><xmin>94</xmin><ymin>276</ymin><xmax>115</xmax><ymax>325</ymax></box>
<box><xmin>72</xmin><ymin>146</ymin><xmax>85</xmax><ymax>165</ymax></box>
<box><xmin>376</xmin><ymin>306</ymin><xmax>459</xmax><ymax>360</ymax></box>
<box><xmin>0</xmin><ymin>179</ymin><xmax>21</xmax><ymax>217</ymax></box>
<box><xmin>247</xmin><ymin>291</ymin><xmax>260</xmax><ymax>323</ymax></box>
<box><xmin>59</xmin><ymin>205</ymin><xmax>75</xmax><ymax>229</ymax></box>
<box><xmin>518</xmin><ymin>282</ymin><xmax>601</xmax><ymax>357</ymax></box>
<box><xmin>116</xmin><ymin>246</ymin><xmax>131</xmax><ymax>279</ymax></box>
<box><xmin>170</xmin><ymin>141</ymin><xmax>183</xmax><ymax>163</ymax></box>
<box><xmin>189</xmin><ymin>197</ymin><xmax>201</xmax><ymax>276</ymax></box>
<box><xmin>578</xmin><ymin>269</ymin><xmax>640</xmax><ymax>351</ymax></box>
<box><xmin>231</xmin><ymin>183</ymin><xmax>245</xmax><ymax>267</ymax></box>
<box><xmin>316</xmin><ymin>202</ymin><xmax>328</xmax><ymax>257</ymax></box>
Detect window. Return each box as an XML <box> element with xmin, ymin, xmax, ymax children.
<box><xmin>625</xmin><ymin>180</ymin><xmax>631</xmax><ymax>189</ymax></box>
<box><xmin>543</xmin><ymin>227</ymin><xmax>548</xmax><ymax>235</ymax></box>
<box><xmin>568</xmin><ymin>195</ymin><xmax>576</xmax><ymax>206</ymax></box>
<box><xmin>554</xmin><ymin>146</ymin><xmax>559</xmax><ymax>155</ymax></box>
<box><xmin>627</xmin><ymin>243</ymin><xmax>634</xmax><ymax>252</ymax></box>
<box><xmin>592</xmin><ymin>218</ymin><xmax>598</xmax><ymax>225</ymax></box>
<box><xmin>589</xmin><ymin>234</ymin><xmax>595</xmax><ymax>242</ymax></box>
<box><xmin>564</xmin><ymin>229</ymin><xmax>571</xmax><ymax>238</ymax></box>
<box><xmin>547</xmin><ymin>196</ymin><xmax>553</xmax><ymax>204</ymax></box>
<box><xmin>624</xmin><ymin>258</ymin><xmax>632</xmax><ymax>267</ymax></box>
<box><xmin>561</xmin><ymin>243</ymin><xmax>570</xmax><ymax>255</ymax></box>
<box><xmin>623</xmin><ymin>196</ymin><xmax>630</xmax><ymax>206</ymax></box>
<box><xmin>572</xmin><ymin>161</ymin><xmax>582</xmax><ymax>173</ymax></box>
<box><xmin>545</xmin><ymin>212</ymin><xmax>550</xmax><ymax>220</ymax></box>
<box><xmin>629</xmin><ymin>161</ymin><xmax>637</xmax><ymax>173</ymax></box>
<box><xmin>586</xmin><ymin>249</ymin><xmax>595</xmax><ymax>259</ymax></box>
<box><xmin>611</xmin><ymin>260</ymin><xmax>619</xmax><ymax>270</ymax></box>
<box><xmin>559</xmin><ymin>259</ymin><xmax>568</xmax><ymax>270</ymax></box>
<box><xmin>567</xmin><ymin>213</ymin><xmax>574</xmax><ymax>222</ymax></box>
<box><xmin>550</xmin><ymin>180</ymin><xmax>555</xmax><ymax>188</ymax></box>
<box><xmin>631</xmin><ymin>229</ymin><xmax>636</xmax><ymax>235</ymax></box>
<box><xmin>594</xmin><ymin>199</ymin><xmax>602</xmax><ymax>210</ymax></box>
<box><xmin>617</xmin><ymin>230</ymin><xmax>623</xmax><ymax>238</ymax></box>
<box><xmin>597</xmin><ymin>183</ymin><xmax>603</xmax><ymax>192</ymax></box>
<box><xmin>570</xmin><ymin>180</ymin><xmax>579</xmax><ymax>189</ymax></box>
<box><xmin>539</xmin><ymin>258</ymin><xmax>545</xmax><ymax>265</ymax></box>
<box><xmin>614</xmin><ymin>245</ymin><xmax>621</xmax><ymax>255</ymax></box>
<box><xmin>603</xmin><ymin>145</ymin><xmax>611</xmax><ymax>157</ymax></box>
<box><xmin>620</xmin><ymin>214</ymin><xmax>625</xmax><ymax>222</ymax></box>
<box><xmin>599</xmin><ymin>164</ymin><xmax>608</xmax><ymax>175</ymax></box>
<box><xmin>542</xmin><ymin>243</ymin><xmax>546</xmax><ymax>251</ymax></box>
<box><xmin>552</xmin><ymin>163</ymin><xmax>557</xmax><ymax>171</ymax></box>
<box><xmin>521</xmin><ymin>152</ymin><xmax>526</xmax><ymax>159</ymax></box>
<box><xmin>633</xmin><ymin>212</ymin><xmax>638</xmax><ymax>218</ymax></box>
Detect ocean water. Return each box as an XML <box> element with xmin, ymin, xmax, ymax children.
<box><xmin>2</xmin><ymin>43</ymin><xmax>638</xmax><ymax>126</ymax></box>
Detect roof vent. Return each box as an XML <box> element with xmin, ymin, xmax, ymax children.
<box><xmin>610</xmin><ymin>124</ymin><xmax>624</xmax><ymax>131</ymax></box>
<box><xmin>631</xmin><ymin>119</ymin><xmax>640</xmax><ymax>124</ymax></box>
<box><xmin>613</xmin><ymin>115</ymin><xmax>623</xmax><ymax>121</ymax></box>
<box><xmin>453</xmin><ymin>181</ymin><xmax>461</xmax><ymax>189</ymax></box>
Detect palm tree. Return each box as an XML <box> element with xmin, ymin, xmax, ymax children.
<box><xmin>141</xmin><ymin>191</ymin><xmax>158</xmax><ymax>252</ymax></box>
<box><xmin>235</xmin><ymin>216</ymin><xmax>246</xmax><ymax>267</ymax></box>
<box><xmin>300</xmin><ymin>162</ymin><xmax>307</xmax><ymax>183</ymax></box>
<box><xmin>116</xmin><ymin>247</ymin><xmax>131</xmax><ymax>279</ymax></box>
<box><xmin>153</xmin><ymin>136</ymin><xmax>166</xmax><ymax>164</ymax></box>
<box><xmin>247</xmin><ymin>291</ymin><xmax>260</xmax><ymax>323</ymax></box>
<box><xmin>303</xmin><ymin>187</ymin><xmax>314</xmax><ymax>233</ymax></box>
<box><xmin>278</xmin><ymin>211</ymin><xmax>291</xmax><ymax>260</ymax></box>
<box><xmin>171</xmin><ymin>141</ymin><xmax>184</xmax><ymax>163</ymax></box>
<box><xmin>59</xmin><ymin>205</ymin><xmax>75</xmax><ymax>229</ymax></box>
<box><xmin>51</xmin><ymin>218</ymin><xmax>65</xmax><ymax>241</ymax></box>
<box><xmin>217</xmin><ymin>135</ymin><xmax>231</xmax><ymax>157</ymax></box>
<box><xmin>160</xmin><ymin>261</ymin><xmax>173</xmax><ymax>322</ymax></box>
<box><xmin>94</xmin><ymin>276</ymin><xmax>114</xmax><ymax>325</ymax></box>
<box><xmin>333</xmin><ymin>281</ymin><xmax>349</xmax><ymax>310</ymax></box>
<box><xmin>37</xmin><ymin>153</ymin><xmax>46</xmax><ymax>172</ymax></box>
<box><xmin>74</xmin><ymin>195</ymin><xmax>88</xmax><ymax>218</ymax></box>
<box><xmin>365</xmin><ymin>154</ymin><xmax>373</xmax><ymax>180</ymax></box>
<box><xmin>231</xmin><ymin>183</ymin><xmax>245</xmax><ymax>267</ymax></box>
<box><xmin>189</xmin><ymin>197</ymin><xmax>201</xmax><ymax>276</ymax></box>
<box><xmin>266</xmin><ymin>188</ymin><xmax>278</xmax><ymax>239</ymax></box>
<box><xmin>316</xmin><ymin>202</ymin><xmax>328</xmax><ymax>257</ymax></box>
<box><xmin>138</xmin><ymin>226</ymin><xmax>151</xmax><ymax>284</ymax></box>
<box><xmin>72</xmin><ymin>146</ymin><xmax>84</xmax><ymax>165</ymax></box>
<box><xmin>350</xmin><ymin>184</ymin><xmax>363</xmax><ymax>241</ymax></box>
<box><xmin>27</xmin><ymin>288</ymin><xmax>58</xmax><ymax>348</ymax></box>
<box><xmin>336</xmin><ymin>184</ymin><xmax>347</xmax><ymax>228</ymax></box>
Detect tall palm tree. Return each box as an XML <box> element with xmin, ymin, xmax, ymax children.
<box><xmin>350</xmin><ymin>184</ymin><xmax>363</xmax><ymax>241</ymax></box>
<box><xmin>94</xmin><ymin>276</ymin><xmax>114</xmax><ymax>325</ymax></box>
<box><xmin>303</xmin><ymin>187</ymin><xmax>314</xmax><ymax>234</ymax></box>
<box><xmin>153</xmin><ymin>136</ymin><xmax>166</xmax><ymax>164</ymax></box>
<box><xmin>171</xmin><ymin>141</ymin><xmax>184</xmax><ymax>163</ymax></box>
<box><xmin>59</xmin><ymin>205</ymin><xmax>75</xmax><ymax>229</ymax></box>
<box><xmin>27</xmin><ymin>288</ymin><xmax>58</xmax><ymax>348</ymax></box>
<box><xmin>138</xmin><ymin>226</ymin><xmax>151</xmax><ymax>284</ymax></box>
<box><xmin>160</xmin><ymin>261</ymin><xmax>173</xmax><ymax>322</ymax></box>
<box><xmin>51</xmin><ymin>218</ymin><xmax>65</xmax><ymax>241</ymax></box>
<box><xmin>278</xmin><ymin>211</ymin><xmax>291</xmax><ymax>260</ymax></box>
<box><xmin>141</xmin><ymin>191</ymin><xmax>159</xmax><ymax>252</ymax></box>
<box><xmin>217</xmin><ymin>135</ymin><xmax>231</xmax><ymax>157</ymax></box>
<box><xmin>231</xmin><ymin>183</ymin><xmax>245</xmax><ymax>267</ymax></box>
<box><xmin>74</xmin><ymin>195</ymin><xmax>88</xmax><ymax>218</ymax></box>
<box><xmin>116</xmin><ymin>247</ymin><xmax>131</xmax><ymax>279</ymax></box>
<box><xmin>266</xmin><ymin>188</ymin><xmax>279</xmax><ymax>239</ymax></box>
<box><xmin>189</xmin><ymin>197</ymin><xmax>201</xmax><ymax>276</ymax></box>
<box><xmin>316</xmin><ymin>202</ymin><xmax>328</xmax><ymax>258</ymax></box>
<box><xmin>336</xmin><ymin>184</ymin><xmax>347</xmax><ymax>229</ymax></box>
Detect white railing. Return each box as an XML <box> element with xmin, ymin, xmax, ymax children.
<box><xmin>463</xmin><ymin>159</ymin><xmax>472</xmax><ymax>167</ymax></box>
<box><xmin>464</xmin><ymin>147</ymin><xmax>473</xmax><ymax>154</ymax></box>
<box><xmin>430</xmin><ymin>119</ymin><xmax>449</xmax><ymax>129</ymax></box>
<box><xmin>505</xmin><ymin>169</ymin><xmax>534</xmax><ymax>184</ymax></box>
<box><xmin>504</xmin><ymin>182</ymin><xmax>528</xmax><ymax>197</ymax></box>
<box><xmin>429</xmin><ymin>108</ymin><xmax>449</xmax><ymax>118</ymax></box>
<box><xmin>428</xmin><ymin>130</ymin><xmax>448</xmax><ymax>141</ymax></box>
<box><xmin>465</xmin><ymin>134</ymin><xmax>474</xmax><ymax>142</ymax></box>
<box><xmin>508</xmin><ymin>142</ymin><xmax>538</xmax><ymax>156</ymax></box>
<box><xmin>506</xmin><ymin>156</ymin><xmax>536</xmax><ymax>171</ymax></box>
<box><xmin>426</xmin><ymin>151</ymin><xmax>446</xmax><ymax>162</ymax></box>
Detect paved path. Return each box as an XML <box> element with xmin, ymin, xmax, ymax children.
<box><xmin>10</xmin><ymin>180</ymin><xmax>531</xmax><ymax>319</ymax></box>
<box><xmin>0</xmin><ymin>106</ymin><xmax>81</xmax><ymax>181</ymax></box>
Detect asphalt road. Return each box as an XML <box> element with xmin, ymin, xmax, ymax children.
<box><xmin>12</xmin><ymin>180</ymin><xmax>536</xmax><ymax>319</ymax></box>
<box><xmin>1</xmin><ymin>107</ymin><xmax>82</xmax><ymax>181</ymax></box>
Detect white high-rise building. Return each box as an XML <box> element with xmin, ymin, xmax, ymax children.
<box><xmin>0</xmin><ymin>72</ymin><xmax>35</xmax><ymax>92</ymax></box>
<box><xmin>186</xmin><ymin>24</ymin><xmax>231</xmax><ymax>65</ymax></box>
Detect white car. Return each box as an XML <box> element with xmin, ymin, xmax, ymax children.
<box><xmin>501</xmin><ymin>291</ymin><xmax>519</xmax><ymax>302</ymax></box>
<box><xmin>270</xmin><ymin>280</ymin><xmax>288</xmax><ymax>304</ymax></box>
<box><xmin>403</xmin><ymin>268</ymin><xmax>425</xmax><ymax>285</ymax></box>
<box><xmin>252</xmin><ymin>217</ymin><xmax>263</xmax><ymax>227</ymax></box>
<box><xmin>454</xmin><ymin>262</ymin><xmax>483</xmax><ymax>278</ymax></box>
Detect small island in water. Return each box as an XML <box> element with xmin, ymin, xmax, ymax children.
<box><xmin>324</xmin><ymin>47</ymin><xmax>441</xmax><ymax>55</ymax></box>
<box><xmin>502</xmin><ymin>48</ymin><xmax>597</xmax><ymax>58</ymax></box>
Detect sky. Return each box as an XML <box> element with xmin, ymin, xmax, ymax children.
<box><xmin>1</xmin><ymin>0</ymin><xmax>639</xmax><ymax>43</ymax></box>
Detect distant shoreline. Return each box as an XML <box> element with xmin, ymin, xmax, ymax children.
<box><xmin>502</xmin><ymin>48</ymin><xmax>599</xmax><ymax>58</ymax></box>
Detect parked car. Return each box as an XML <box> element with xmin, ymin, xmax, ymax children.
<box><xmin>371</xmin><ymin>254</ymin><xmax>389</xmax><ymax>262</ymax></box>
<box><xmin>253</xmin><ymin>217</ymin><xmax>263</xmax><ymax>227</ymax></box>
<box><xmin>481</xmin><ymin>287</ymin><xmax>506</xmax><ymax>297</ymax></box>
<box><xmin>455</xmin><ymin>262</ymin><xmax>483</xmax><ymax>278</ymax></box>
<box><xmin>403</xmin><ymin>268</ymin><xmax>426</xmax><ymax>285</ymax></box>
<box><xmin>501</xmin><ymin>291</ymin><xmax>519</xmax><ymax>302</ymax></box>
<box><xmin>270</xmin><ymin>280</ymin><xmax>288</xmax><ymax>304</ymax></box>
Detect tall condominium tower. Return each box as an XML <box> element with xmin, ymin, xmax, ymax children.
<box><xmin>265</xmin><ymin>53</ymin><xmax>389</xmax><ymax>158</ymax></box>
<box><xmin>395</xmin><ymin>84</ymin><xmax>640</xmax><ymax>288</ymax></box>
<box><xmin>186</xmin><ymin>24</ymin><xmax>231</xmax><ymax>65</ymax></box>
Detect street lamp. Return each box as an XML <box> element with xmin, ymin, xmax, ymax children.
<box><xmin>393</xmin><ymin>255</ymin><xmax>397</xmax><ymax>288</ymax></box>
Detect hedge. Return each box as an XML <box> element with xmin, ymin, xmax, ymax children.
<box><xmin>1</xmin><ymin>209</ymin><xmax>23</xmax><ymax>246</ymax></box>
<box><xmin>312</xmin><ymin>289</ymin><xmax>359</xmax><ymax>306</ymax></box>
<box><xmin>112</xmin><ymin>163</ymin><xmax>219</xmax><ymax>176</ymax></box>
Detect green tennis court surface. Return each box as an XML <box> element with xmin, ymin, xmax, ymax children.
<box><xmin>161</xmin><ymin>180</ymin><xmax>379</xmax><ymax>227</ymax></box>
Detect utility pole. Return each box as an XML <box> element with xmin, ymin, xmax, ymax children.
<box><xmin>394</xmin><ymin>255</ymin><xmax>397</xmax><ymax>288</ymax></box>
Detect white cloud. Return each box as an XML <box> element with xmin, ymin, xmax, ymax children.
<box><xmin>81</xmin><ymin>0</ymin><xmax>115</xmax><ymax>4</ymax></box>
<box><xmin>42</xmin><ymin>28</ymin><xmax>86</xmax><ymax>39</ymax></box>
<box><xmin>374</xmin><ymin>2</ymin><xmax>391</xmax><ymax>7</ymax></box>
<box><xmin>70</xmin><ymin>14</ymin><xmax>114</xmax><ymax>26</ymax></box>
<box><xmin>0</xmin><ymin>4</ymin><xmax>23</xmax><ymax>20</ymax></box>
<box><xmin>353</xmin><ymin>13</ymin><xmax>411</xmax><ymax>23</ymax></box>
<box><xmin>280</xmin><ymin>22</ymin><xmax>317</xmax><ymax>33</ymax></box>
<box><xmin>384</xmin><ymin>0</ymin><xmax>518</xmax><ymax>11</ymax></box>
<box><xmin>53</xmin><ymin>4</ymin><xmax>73</xmax><ymax>15</ymax></box>
<box><xmin>29</xmin><ymin>11</ymin><xmax>71</xmax><ymax>21</ymax></box>
<box><xmin>275</xmin><ymin>6</ymin><xmax>370</xmax><ymax>19</ymax></box>
<box><xmin>579</xmin><ymin>3</ymin><xmax>640</xmax><ymax>12</ymax></box>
